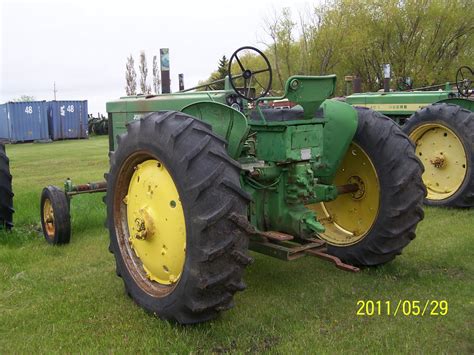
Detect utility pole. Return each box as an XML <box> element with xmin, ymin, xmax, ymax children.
<box><xmin>53</xmin><ymin>81</ymin><xmax>58</xmax><ymax>100</ymax></box>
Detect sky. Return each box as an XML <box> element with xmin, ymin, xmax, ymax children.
<box><xmin>0</xmin><ymin>0</ymin><xmax>314</xmax><ymax>114</ymax></box>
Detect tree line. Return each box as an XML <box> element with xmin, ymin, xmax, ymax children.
<box><xmin>204</xmin><ymin>0</ymin><xmax>473</xmax><ymax>95</ymax></box>
<box><xmin>125</xmin><ymin>51</ymin><xmax>161</xmax><ymax>96</ymax></box>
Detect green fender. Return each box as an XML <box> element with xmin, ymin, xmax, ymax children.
<box><xmin>318</xmin><ymin>99</ymin><xmax>358</xmax><ymax>184</ymax></box>
<box><xmin>436</xmin><ymin>98</ymin><xmax>474</xmax><ymax>112</ymax></box>
<box><xmin>181</xmin><ymin>101</ymin><xmax>249</xmax><ymax>159</ymax></box>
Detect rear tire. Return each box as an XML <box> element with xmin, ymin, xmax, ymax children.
<box><xmin>402</xmin><ymin>103</ymin><xmax>474</xmax><ymax>207</ymax></box>
<box><xmin>310</xmin><ymin>108</ymin><xmax>425</xmax><ymax>266</ymax></box>
<box><xmin>106</xmin><ymin>111</ymin><xmax>252</xmax><ymax>324</ymax></box>
<box><xmin>0</xmin><ymin>144</ymin><xmax>14</xmax><ymax>230</ymax></box>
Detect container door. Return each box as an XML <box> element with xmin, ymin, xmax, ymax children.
<box><xmin>0</xmin><ymin>104</ymin><xmax>9</xmax><ymax>141</ymax></box>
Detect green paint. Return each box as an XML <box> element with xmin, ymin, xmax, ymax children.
<box><xmin>318</xmin><ymin>100</ymin><xmax>358</xmax><ymax>183</ymax></box>
<box><xmin>346</xmin><ymin>90</ymin><xmax>473</xmax><ymax>117</ymax></box>
<box><xmin>182</xmin><ymin>102</ymin><xmax>249</xmax><ymax>159</ymax></box>
<box><xmin>107</xmin><ymin>75</ymin><xmax>358</xmax><ymax>254</ymax></box>
<box><xmin>438</xmin><ymin>98</ymin><xmax>474</xmax><ymax>111</ymax></box>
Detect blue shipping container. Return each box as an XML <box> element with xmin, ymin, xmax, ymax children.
<box><xmin>0</xmin><ymin>105</ymin><xmax>9</xmax><ymax>142</ymax></box>
<box><xmin>0</xmin><ymin>101</ymin><xmax>49</xmax><ymax>142</ymax></box>
<box><xmin>47</xmin><ymin>100</ymin><xmax>89</xmax><ymax>140</ymax></box>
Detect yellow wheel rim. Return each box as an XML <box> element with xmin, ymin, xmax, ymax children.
<box><xmin>124</xmin><ymin>159</ymin><xmax>186</xmax><ymax>286</ymax></box>
<box><xmin>307</xmin><ymin>143</ymin><xmax>380</xmax><ymax>246</ymax></box>
<box><xmin>43</xmin><ymin>198</ymin><xmax>55</xmax><ymax>239</ymax></box>
<box><xmin>409</xmin><ymin>123</ymin><xmax>467</xmax><ymax>201</ymax></box>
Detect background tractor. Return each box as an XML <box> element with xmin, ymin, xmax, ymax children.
<box><xmin>346</xmin><ymin>66</ymin><xmax>474</xmax><ymax>207</ymax></box>
<box><xmin>0</xmin><ymin>143</ymin><xmax>14</xmax><ymax>230</ymax></box>
<box><xmin>40</xmin><ymin>47</ymin><xmax>425</xmax><ymax>324</ymax></box>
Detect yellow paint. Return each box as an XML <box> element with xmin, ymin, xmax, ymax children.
<box><xmin>356</xmin><ymin>103</ymin><xmax>426</xmax><ymax>112</ymax></box>
<box><xmin>409</xmin><ymin>123</ymin><xmax>467</xmax><ymax>201</ymax></box>
<box><xmin>126</xmin><ymin>159</ymin><xmax>186</xmax><ymax>285</ymax></box>
<box><xmin>43</xmin><ymin>198</ymin><xmax>55</xmax><ymax>239</ymax></box>
<box><xmin>307</xmin><ymin>143</ymin><xmax>380</xmax><ymax>246</ymax></box>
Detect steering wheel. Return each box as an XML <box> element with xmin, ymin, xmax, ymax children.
<box><xmin>455</xmin><ymin>66</ymin><xmax>473</xmax><ymax>97</ymax></box>
<box><xmin>228</xmin><ymin>46</ymin><xmax>272</xmax><ymax>101</ymax></box>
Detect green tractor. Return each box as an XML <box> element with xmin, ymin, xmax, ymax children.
<box><xmin>0</xmin><ymin>143</ymin><xmax>14</xmax><ymax>230</ymax></box>
<box><xmin>346</xmin><ymin>66</ymin><xmax>474</xmax><ymax>207</ymax></box>
<box><xmin>40</xmin><ymin>47</ymin><xmax>425</xmax><ymax>324</ymax></box>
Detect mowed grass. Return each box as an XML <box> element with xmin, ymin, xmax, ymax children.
<box><xmin>0</xmin><ymin>136</ymin><xmax>473</xmax><ymax>353</ymax></box>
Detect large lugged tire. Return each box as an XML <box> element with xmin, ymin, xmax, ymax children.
<box><xmin>402</xmin><ymin>103</ymin><xmax>474</xmax><ymax>207</ymax></box>
<box><xmin>106</xmin><ymin>111</ymin><xmax>252</xmax><ymax>324</ymax></box>
<box><xmin>309</xmin><ymin>107</ymin><xmax>425</xmax><ymax>266</ymax></box>
<box><xmin>0</xmin><ymin>144</ymin><xmax>14</xmax><ymax>230</ymax></box>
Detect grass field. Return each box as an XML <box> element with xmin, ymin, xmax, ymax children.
<box><xmin>0</xmin><ymin>136</ymin><xmax>473</xmax><ymax>353</ymax></box>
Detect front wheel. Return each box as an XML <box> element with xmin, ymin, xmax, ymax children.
<box><xmin>308</xmin><ymin>107</ymin><xmax>425</xmax><ymax>266</ymax></box>
<box><xmin>106</xmin><ymin>111</ymin><xmax>252</xmax><ymax>324</ymax></box>
<box><xmin>40</xmin><ymin>186</ymin><xmax>71</xmax><ymax>245</ymax></box>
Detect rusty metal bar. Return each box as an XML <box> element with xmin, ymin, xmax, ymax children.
<box><xmin>305</xmin><ymin>248</ymin><xmax>360</xmax><ymax>272</ymax></box>
<box><xmin>66</xmin><ymin>181</ymin><xmax>107</xmax><ymax>196</ymax></box>
<box><xmin>337</xmin><ymin>183</ymin><xmax>359</xmax><ymax>194</ymax></box>
<box><xmin>258</xmin><ymin>230</ymin><xmax>294</xmax><ymax>241</ymax></box>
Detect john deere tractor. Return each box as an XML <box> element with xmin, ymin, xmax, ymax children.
<box><xmin>346</xmin><ymin>66</ymin><xmax>474</xmax><ymax>207</ymax></box>
<box><xmin>0</xmin><ymin>143</ymin><xmax>14</xmax><ymax>230</ymax></box>
<box><xmin>40</xmin><ymin>47</ymin><xmax>425</xmax><ymax>324</ymax></box>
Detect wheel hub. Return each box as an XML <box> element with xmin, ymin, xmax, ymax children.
<box><xmin>133</xmin><ymin>215</ymin><xmax>149</xmax><ymax>240</ymax></box>
<box><xmin>124</xmin><ymin>159</ymin><xmax>186</xmax><ymax>285</ymax></box>
<box><xmin>43</xmin><ymin>198</ymin><xmax>55</xmax><ymax>237</ymax></box>
<box><xmin>347</xmin><ymin>176</ymin><xmax>365</xmax><ymax>199</ymax></box>
<box><xmin>307</xmin><ymin>143</ymin><xmax>380</xmax><ymax>246</ymax></box>
<box><xmin>243</xmin><ymin>69</ymin><xmax>252</xmax><ymax>79</ymax></box>
<box><xmin>430</xmin><ymin>153</ymin><xmax>446</xmax><ymax>169</ymax></box>
<box><xmin>410</xmin><ymin>123</ymin><xmax>467</xmax><ymax>200</ymax></box>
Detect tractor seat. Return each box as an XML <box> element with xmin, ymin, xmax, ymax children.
<box><xmin>249</xmin><ymin>108</ymin><xmax>305</xmax><ymax>122</ymax></box>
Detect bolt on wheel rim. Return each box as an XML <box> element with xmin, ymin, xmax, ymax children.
<box><xmin>43</xmin><ymin>198</ymin><xmax>55</xmax><ymax>238</ymax></box>
<box><xmin>307</xmin><ymin>143</ymin><xmax>380</xmax><ymax>246</ymax></box>
<box><xmin>409</xmin><ymin>123</ymin><xmax>467</xmax><ymax>201</ymax></box>
<box><xmin>123</xmin><ymin>159</ymin><xmax>186</xmax><ymax>286</ymax></box>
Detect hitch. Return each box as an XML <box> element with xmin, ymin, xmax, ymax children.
<box><xmin>64</xmin><ymin>178</ymin><xmax>107</xmax><ymax>197</ymax></box>
<box><xmin>230</xmin><ymin>213</ymin><xmax>360</xmax><ymax>273</ymax></box>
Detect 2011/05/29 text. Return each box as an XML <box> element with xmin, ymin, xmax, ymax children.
<box><xmin>356</xmin><ymin>300</ymin><xmax>448</xmax><ymax>316</ymax></box>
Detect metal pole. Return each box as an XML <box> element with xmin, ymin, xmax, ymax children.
<box><xmin>383</xmin><ymin>64</ymin><xmax>391</xmax><ymax>92</ymax></box>
<box><xmin>353</xmin><ymin>77</ymin><xmax>362</xmax><ymax>93</ymax></box>
<box><xmin>160</xmin><ymin>48</ymin><xmax>171</xmax><ymax>94</ymax></box>
<box><xmin>178</xmin><ymin>74</ymin><xmax>184</xmax><ymax>91</ymax></box>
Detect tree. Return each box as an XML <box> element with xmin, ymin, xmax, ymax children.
<box><xmin>197</xmin><ymin>55</ymin><xmax>230</xmax><ymax>90</ymax></box>
<box><xmin>217</xmin><ymin>56</ymin><xmax>229</xmax><ymax>79</ymax></box>
<box><xmin>139</xmin><ymin>51</ymin><xmax>151</xmax><ymax>94</ymax></box>
<box><xmin>256</xmin><ymin>0</ymin><xmax>474</xmax><ymax>94</ymax></box>
<box><xmin>12</xmin><ymin>95</ymin><xmax>36</xmax><ymax>102</ymax></box>
<box><xmin>152</xmin><ymin>55</ymin><xmax>161</xmax><ymax>94</ymax></box>
<box><xmin>125</xmin><ymin>55</ymin><xmax>137</xmax><ymax>96</ymax></box>
<box><xmin>211</xmin><ymin>55</ymin><xmax>229</xmax><ymax>90</ymax></box>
